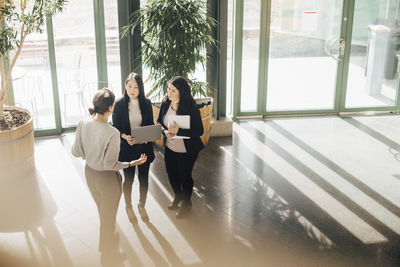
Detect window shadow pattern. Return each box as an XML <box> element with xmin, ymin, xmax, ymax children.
<box><xmin>232</xmin><ymin>120</ymin><xmax>400</xmax><ymax>265</ymax></box>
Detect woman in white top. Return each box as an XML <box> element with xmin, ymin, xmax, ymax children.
<box><xmin>157</xmin><ymin>77</ymin><xmax>204</xmax><ymax>219</ymax></box>
<box><xmin>71</xmin><ymin>88</ymin><xmax>147</xmax><ymax>265</ymax></box>
<box><xmin>112</xmin><ymin>73</ymin><xmax>155</xmax><ymax>223</ymax></box>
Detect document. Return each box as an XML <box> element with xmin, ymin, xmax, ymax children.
<box><xmin>167</xmin><ymin>115</ymin><xmax>190</xmax><ymax>129</ymax></box>
<box><xmin>167</xmin><ymin>115</ymin><xmax>190</xmax><ymax>139</ymax></box>
<box><xmin>131</xmin><ymin>124</ymin><xmax>162</xmax><ymax>143</ymax></box>
<box><xmin>171</xmin><ymin>135</ymin><xmax>190</xmax><ymax>140</ymax></box>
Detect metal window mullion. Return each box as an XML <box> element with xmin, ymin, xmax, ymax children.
<box><xmin>93</xmin><ymin>0</ymin><xmax>108</xmax><ymax>87</ymax></box>
<box><xmin>207</xmin><ymin>0</ymin><xmax>219</xmax><ymax>118</ymax></box>
<box><xmin>335</xmin><ymin>0</ymin><xmax>353</xmax><ymax>113</ymax></box>
<box><xmin>258</xmin><ymin>0</ymin><xmax>269</xmax><ymax>114</ymax></box>
<box><xmin>396</xmin><ymin>70</ymin><xmax>400</xmax><ymax>110</ymax></box>
<box><xmin>217</xmin><ymin>0</ymin><xmax>228</xmax><ymax>118</ymax></box>
<box><xmin>232</xmin><ymin>0</ymin><xmax>244</xmax><ymax>120</ymax></box>
<box><xmin>117</xmin><ymin>0</ymin><xmax>130</xmax><ymax>94</ymax></box>
<box><xmin>130</xmin><ymin>0</ymin><xmax>142</xmax><ymax>74</ymax></box>
<box><xmin>45</xmin><ymin>16</ymin><xmax>62</xmax><ymax>134</ymax></box>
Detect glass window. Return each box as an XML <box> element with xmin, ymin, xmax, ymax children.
<box><xmin>345</xmin><ymin>0</ymin><xmax>400</xmax><ymax>108</ymax></box>
<box><xmin>240</xmin><ymin>0</ymin><xmax>261</xmax><ymax>112</ymax></box>
<box><xmin>226</xmin><ymin>0</ymin><xmax>233</xmax><ymax>115</ymax></box>
<box><xmin>266</xmin><ymin>0</ymin><xmax>343</xmax><ymax>111</ymax></box>
<box><xmin>11</xmin><ymin>31</ymin><xmax>55</xmax><ymax>130</ymax></box>
<box><xmin>53</xmin><ymin>0</ymin><xmax>98</xmax><ymax>127</ymax></box>
<box><xmin>104</xmin><ymin>1</ymin><xmax>123</xmax><ymax>99</ymax></box>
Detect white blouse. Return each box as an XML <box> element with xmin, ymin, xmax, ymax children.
<box><xmin>164</xmin><ymin>105</ymin><xmax>187</xmax><ymax>153</ymax></box>
<box><xmin>129</xmin><ymin>98</ymin><xmax>142</xmax><ymax>132</ymax></box>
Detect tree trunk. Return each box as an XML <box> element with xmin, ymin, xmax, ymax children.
<box><xmin>0</xmin><ymin>17</ymin><xmax>5</xmax><ymax>121</ymax></box>
<box><xmin>0</xmin><ymin>24</ymin><xmax>27</xmax><ymax>121</ymax></box>
<box><xmin>0</xmin><ymin>100</ymin><xmax>3</xmax><ymax>121</ymax></box>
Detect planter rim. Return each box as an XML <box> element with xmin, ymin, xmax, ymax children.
<box><xmin>194</xmin><ymin>97</ymin><xmax>213</xmax><ymax>103</ymax></box>
<box><xmin>1</xmin><ymin>106</ymin><xmax>33</xmax><ymax>133</ymax></box>
<box><xmin>152</xmin><ymin>96</ymin><xmax>214</xmax><ymax>107</ymax></box>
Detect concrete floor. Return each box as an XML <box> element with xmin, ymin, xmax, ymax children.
<box><xmin>1</xmin><ymin>115</ymin><xmax>400</xmax><ymax>266</ymax></box>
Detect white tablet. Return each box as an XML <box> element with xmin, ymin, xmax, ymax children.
<box><xmin>131</xmin><ymin>124</ymin><xmax>162</xmax><ymax>143</ymax></box>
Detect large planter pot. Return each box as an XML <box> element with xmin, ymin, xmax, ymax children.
<box><xmin>152</xmin><ymin>97</ymin><xmax>213</xmax><ymax>147</ymax></box>
<box><xmin>0</xmin><ymin>107</ymin><xmax>35</xmax><ymax>180</ymax></box>
<box><xmin>196</xmin><ymin>97</ymin><xmax>213</xmax><ymax>145</ymax></box>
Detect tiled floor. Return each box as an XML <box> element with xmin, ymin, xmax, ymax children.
<box><xmin>1</xmin><ymin>115</ymin><xmax>400</xmax><ymax>266</ymax></box>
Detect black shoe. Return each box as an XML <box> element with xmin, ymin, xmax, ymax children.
<box><xmin>168</xmin><ymin>198</ymin><xmax>181</xmax><ymax>210</ymax></box>
<box><xmin>176</xmin><ymin>200</ymin><xmax>192</xmax><ymax>219</ymax></box>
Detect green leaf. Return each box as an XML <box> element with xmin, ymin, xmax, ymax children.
<box><xmin>123</xmin><ymin>0</ymin><xmax>217</xmax><ymax>99</ymax></box>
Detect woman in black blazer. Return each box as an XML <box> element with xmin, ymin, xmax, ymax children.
<box><xmin>112</xmin><ymin>73</ymin><xmax>155</xmax><ymax>223</ymax></box>
<box><xmin>157</xmin><ymin>76</ymin><xmax>204</xmax><ymax>219</ymax></box>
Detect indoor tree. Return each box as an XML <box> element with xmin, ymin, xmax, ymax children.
<box><xmin>122</xmin><ymin>0</ymin><xmax>216</xmax><ymax>100</ymax></box>
<box><xmin>0</xmin><ymin>0</ymin><xmax>67</xmax><ymax>126</ymax></box>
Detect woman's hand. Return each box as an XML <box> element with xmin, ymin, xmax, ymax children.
<box><xmin>127</xmin><ymin>137</ymin><xmax>136</xmax><ymax>146</ymax></box>
<box><xmin>165</xmin><ymin>131</ymin><xmax>176</xmax><ymax>138</ymax></box>
<box><xmin>168</xmin><ymin>121</ymin><xmax>179</xmax><ymax>134</ymax></box>
<box><xmin>122</xmin><ymin>134</ymin><xmax>136</xmax><ymax>146</ymax></box>
<box><xmin>130</xmin><ymin>154</ymin><xmax>147</xmax><ymax>166</ymax></box>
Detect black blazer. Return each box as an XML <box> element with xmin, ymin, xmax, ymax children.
<box><xmin>157</xmin><ymin>99</ymin><xmax>204</xmax><ymax>153</ymax></box>
<box><xmin>112</xmin><ymin>97</ymin><xmax>155</xmax><ymax>163</ymax></box>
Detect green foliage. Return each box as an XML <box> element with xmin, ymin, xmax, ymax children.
<box><xmin>0</xmin><ymin>25</ymin><xmax>17</xmax><ymax>55</ymax></box>
<box><xmin>0</xmin><ymin>0</ymin><xmax>67</xmax><ymax>117</ymax></box>
<box><xmin>0</xmin><ymin>0</ymin><xmax>67</xmax><ymax>56</ymax></box>
<box><xmin>122</xmin><ymin>0</ymin><xmax>216</xmax><ymax>100</ymax></box>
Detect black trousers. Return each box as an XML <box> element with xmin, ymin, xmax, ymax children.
<box><xmin>164</xmin><ymin>146</ymin><xmax>199</xmax><ymax>202</ymax></box>
<box><xmin>122</xmin><ymin>162</ymin><xmax>150</xmax><ymax>207</ymax></box>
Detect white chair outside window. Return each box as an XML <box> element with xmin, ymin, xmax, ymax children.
<box><xmin>81</xmin><ymin>81</ymin><xmax>114</xmax><ymax>115</ymax></box>
<box><xmin>13</xmin><ymin>76</ymin><xmax>39</xmax><ymax>127</ymax></box>
<box><xmin>60</xmin><ymin>52</ymin><xmax>85</xmax><ymax>124</ymax></box>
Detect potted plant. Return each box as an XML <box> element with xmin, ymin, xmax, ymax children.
<box><xmin>0</xmin><ymin>0</ymin><xmax>67</xmax><ymax>177</ymax></box>
<box><xmin>122</xmin><ymin>0</ymin><xmax>216</xmax><ymax>145</ymax></box>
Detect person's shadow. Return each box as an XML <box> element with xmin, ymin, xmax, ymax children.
<box><xmin>145</xmin><ymin>221</ymin><xmax>184</xmax><ymax>267</ymax></box>
<box><xmin>132</xmin><ymin>223</ymin><xmax>170</xmax><ymax>267</ymax></box>
<box><xmin>0</xmin><ymin>168</ymin><xmax>73</xmax><ymax>267</ymax></box>
<box><xmin>130</xmin><ymin>221</ymin><xmax>185</xmax><ymax>267</ymax></box>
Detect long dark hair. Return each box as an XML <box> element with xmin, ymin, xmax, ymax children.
<box><xmin>123</xmin><ymin>72</ymin><xmax>148</xmax><ymax>113</ymax></box>
<box><xmin>88</xmin><ymin>88</ymin><xmax>115</xmax><ymax>116</ymax></box>
<box><xmin>167</xmin><ymin>76</ymin><xmax>196</xmax><ymax>115</ymax></box>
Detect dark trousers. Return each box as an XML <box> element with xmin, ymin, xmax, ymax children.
<box><xmin>122</xmin><ymin>162</ymin><xmax>150</xmax><ymax>207</ymax></box>
<box><xmin>164</xmin><ymin>146</ymin><xmax>199</xmax><ymax>202</ymax></box>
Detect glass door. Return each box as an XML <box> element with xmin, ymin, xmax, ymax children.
<box><xmin>11</xmin><ymin>30</ymin><xmax>56</xmax><ymax>131</ymax></box>
<box><xmin>7</xmin><ymin>0</ymin><xmax>120</xmax><ymax>136</ymax></box>
<box><xmin>342</xmin><ymin>0</ymin><xmax>400</xmax><ymax>110</ymax></box>
<box><xmin>52</xmin><ymin>0</ymin><xmax>98</xmax><ymax>127</ymax></box>
<box><xmin>265</xmin><ymin>0</ymin><xmax>346</xmax><ymax>112</ymax></box>
<box><xmin>240</xmin><ymin>0</ymin><xmax>262</xmax><ymax>112</ymax></box>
